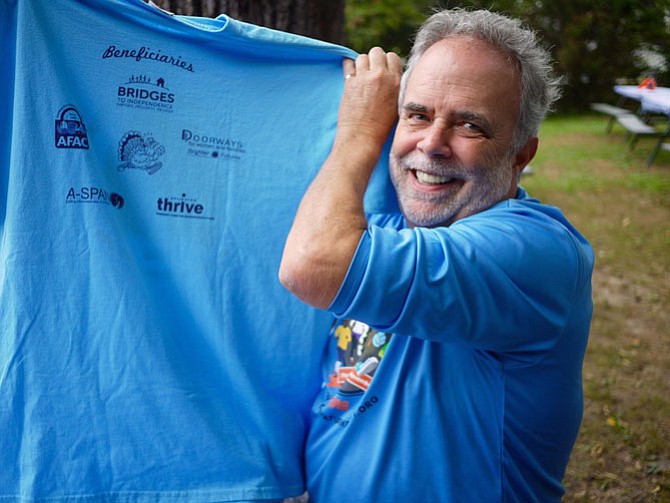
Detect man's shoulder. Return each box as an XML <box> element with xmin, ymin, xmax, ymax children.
<box><xmin>463</xmin><ymin>192</ymin><xmax>575</xmax><ymax>233</ymax></box>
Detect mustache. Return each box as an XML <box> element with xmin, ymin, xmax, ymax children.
<box><xmin>391</xmin><ymin>152</ymin><xmax>465</xmax><ymax>176</ymax></box>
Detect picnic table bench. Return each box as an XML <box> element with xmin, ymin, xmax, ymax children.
<box><xmin>590</xmin><ymin>102</ymin><xmax>659</xmax><ymax>149</ymax></box>
<box><xmin>615</xmin><ymin>114</ymin><xmax>658</xmax><ymax>149</ymax></box>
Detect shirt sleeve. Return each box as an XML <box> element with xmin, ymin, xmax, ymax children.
<box><xmin>329</xmin><ymin>203</ymin><xmax>593</xmax><ymax>353</ymax></box>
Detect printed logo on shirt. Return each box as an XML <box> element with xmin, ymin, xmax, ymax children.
<box><xmin>327</xmin><ymin>319</ymin><xmax>392</xmax><ymax>393</ymax></box>
<box><xmin>65</xmin><ymin>186</ymin><xmax>124</xmax><ymax>209</ymax></box>
<box><xmin>117</xmin><ymin>75</ymin><xmax>175</xmax><ymax>113</ymax></box>
<box><xmin>314</xmin><ymin>392</ymin><xmax>380</xmax><ymax>428</ymax></box>
<box><xmin>117</xmin><ymin>131</ymin><xmax>165</xmax><ymax>174</ymax></box>
<box><xmin>181</xmin><ymin>129</ymin><xmax>246</xmax><ymax>161</ymax></box>
<box><xmin>55</xmin><ymin>105</ymin><xmax>89</xmax><ymax>149</ymax></box>
<box><xmin>313</xmin><ymin>319</ymin><xmax>390</xmax><ymax>428</ymax></box>
<box><xmin>102</xmin><ymin>45</ymin><xmax>195</xmax><ymax>72</ymax></box>
<box><xmin>156</xmin><ymin>193</ymin><xmax>214</xmax><ymax>221</ymax></box>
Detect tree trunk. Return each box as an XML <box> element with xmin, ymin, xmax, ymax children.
<box><xmin>148</xmin><ymin>0</ymin><xmax>345</xmax><ymax>45</ymax></box>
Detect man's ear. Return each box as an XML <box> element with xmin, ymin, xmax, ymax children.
<box><xmin>513</xmin><ymin>136</ymin><xmax>539</xmax><ymax>173</ymax></box>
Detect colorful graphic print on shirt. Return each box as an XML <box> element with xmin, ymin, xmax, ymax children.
<box><xmin>326</xmin><ymin>319</ymin><xmax>393</xmax><ymax>393</ymax></box>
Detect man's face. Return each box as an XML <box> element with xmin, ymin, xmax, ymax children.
<box><xmin>390</xmin><ymin>36</ymin><xmax>533</xmax><ymax>228</ymax></box>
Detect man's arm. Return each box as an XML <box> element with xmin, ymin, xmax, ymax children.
<box><xmin>279</xmin><ymin>47</ymin><xmax>402</xmax><ymax>309</ymax></box>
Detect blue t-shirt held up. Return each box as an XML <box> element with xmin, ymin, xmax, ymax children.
<box><xmin>0</xmin><ymin>0</ymin><xmax>395</xmax><ymax>501</ymax></box>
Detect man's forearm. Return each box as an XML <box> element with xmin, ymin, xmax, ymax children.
<box><xmin>278</xmin><ymin>134</ymin><xmax>382</xmax><ymax>309</ymax></box>
<box><xmin>279</xmin><ymin>48</ymin><xmax>403</xmax><ymax>309</ymax></box>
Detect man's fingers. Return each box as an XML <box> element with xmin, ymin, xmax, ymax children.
<box><xmin>365</xmin><ymin>47</ymin><xmax>403</xmax><ymax>76</ymax></box>
<box><xmin>343</xmin><ymin>58</ymin><xmax>355</xmax><ymax>79</ymax></box>
<box><xmin>387</xmin><ymin>52</ymin><xmax>403</xmax><ymax>75</ymax></box>
<box><xmin>355</xmin><ymin>52</ymin><xmax>370</xmax><ymax>72</ymax></box>
<box><xmin>368</xmin><ymin>46</ymin><xmax>388</xmax><ymax>68</ymax></box>
<box><xmin>342</xmin><ymin>47</ymin><xmax>402</xmax><ymax>84</ymax></box>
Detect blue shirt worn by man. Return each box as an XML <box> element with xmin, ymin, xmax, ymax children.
<box><xmin>306</xmin><ymin>187</ymin><xmax>594</xmax><ymax>502</ymax></box>
<box><xmin>0</xmin><ymin>0</ymin><xmax>394</xmax><ymax>501</ymax></box>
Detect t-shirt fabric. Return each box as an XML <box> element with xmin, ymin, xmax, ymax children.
<box><xmin>0</xmin><ymin>0</ymin><xmax>394</xmax><ymax>501</ymax></box>
<box><xmin>306</xmin><ymin>188</ymin><xmax>595</xmax><ymax>502</ymax></box>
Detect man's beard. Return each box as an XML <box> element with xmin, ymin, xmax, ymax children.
<box><xmin>389</xmin><ymin>150</ymin><xmax>515</xmax><ymax>228</ymax></box>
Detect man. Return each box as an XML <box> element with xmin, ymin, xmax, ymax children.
<box><xmin>280</xmin><ymin>8</ymin><xmax>594</xmax><ymax>503</ymax></box>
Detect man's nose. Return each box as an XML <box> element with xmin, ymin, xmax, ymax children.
<box><xmin>416</xmin><ymin>123</ymin><xmax>452</xmax><ymax>157</ymax></box>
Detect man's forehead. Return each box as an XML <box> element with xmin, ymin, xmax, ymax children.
<box><xmin>406</xmin><ymin>36</ymin><xmax>521</xmax><ymax>104</ymax></box>
<box><xmin>414</xmin><ymin>36</ymin><xmax>519</xmax><ymax>78</ymax></box>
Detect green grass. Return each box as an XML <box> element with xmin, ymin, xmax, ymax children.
<box><xmin>521</xmin><ymin>114</ymin><xmax>670</xmax><ymax>502</ymax></box>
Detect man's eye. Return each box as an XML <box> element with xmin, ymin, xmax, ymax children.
<box><xmin>408</xmin><ymin>113</ymin><xmax>429</xmax><ymax>122</ymax></box>
<box><xmin>461</xmin><ymin>122</ymin><xmax>487</xmax><ymax>136</ymax></box>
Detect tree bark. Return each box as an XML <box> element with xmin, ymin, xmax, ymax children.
<box><xmin>148</xmin><ymin>0</ymin><xmax>345</xmax><ymax>45</ymax></box>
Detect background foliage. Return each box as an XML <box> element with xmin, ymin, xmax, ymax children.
<box><xmin>152</xmin><ymin>0</ymin><xmax>670</xmax><ymax>112</ymax></box>
<box><xmin>345</xmin><ymin>0</ymin><xmax>670</xmax><ymax>112</ymax></box>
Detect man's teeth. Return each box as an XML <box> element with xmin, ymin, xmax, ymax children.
<box><xmin>415</xmin><ymin>170</ymin><xmax>451</xmax><ymax>184</ymax></box>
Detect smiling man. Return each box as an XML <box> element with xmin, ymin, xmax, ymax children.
<box><xmin>390</xmin><ymin>35</ymin><xmax>529</xmax><ymax>228</ymax></box>
<box><xmin>280</xmin><ymin>8</ymin><xmax>594</xmax><ymax>502</ymax></box>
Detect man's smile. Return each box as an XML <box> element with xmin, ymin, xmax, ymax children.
<box><xmin>413</xmin><ymin>169</ymin><xmax>455</xmax><ymax>185</ymax></box>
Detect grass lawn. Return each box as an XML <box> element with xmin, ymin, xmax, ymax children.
<box><xmin>522</xmin><ymin>114</ymin><xmax>670</xmax><ymax>502</ymax></box>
